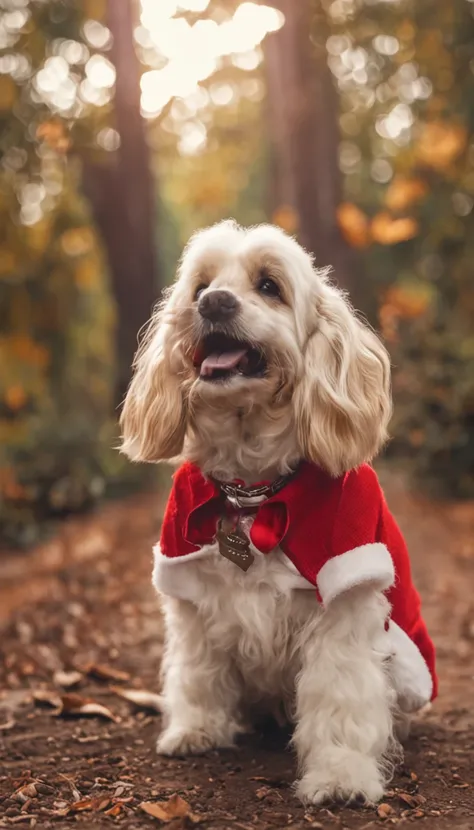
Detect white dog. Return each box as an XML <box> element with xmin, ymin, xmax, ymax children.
<box><xmin>120</xmin><ymin>221</ymin><xmax>436</xmax><ymax>805</ymax></box>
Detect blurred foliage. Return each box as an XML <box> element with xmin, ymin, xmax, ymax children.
<box><xmin>0</xmin><ymin>0</ymin><xmax>123</xmax><ymax>546</ymax></box>
<box><xmin>325</xmin><ymin>0</ymin><xmax>474</xmax><ymax>497</ymax></box>
<box><xmin>1</xmin><ymin>0</ymin><xmax>474</xmax><ymax>548</ymax></box>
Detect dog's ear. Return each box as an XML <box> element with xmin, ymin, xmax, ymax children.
<box><xmin>120</xmin><ymin>295</ymin><xmax>187</xmax><ymax>463</ymax></box>
<box><xmin>293</xmin><ymin>283</ymin><xmax>392</xmax><ymax>476</ymax></box>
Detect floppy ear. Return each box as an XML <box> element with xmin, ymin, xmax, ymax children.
<box><xmin>294</xmin><ymin>283</ymin><xmax>392</xmax><ymax>476</ymax></box>
<box><xmin>120</xmin><ymin>298</ymin><xmax>187</xmax><ymax>463</ymax></box>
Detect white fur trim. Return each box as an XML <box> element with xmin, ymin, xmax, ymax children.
<box><xmin>317</xmin><ymin>543</ymin><xmax>395</xmax><ymax>606</ymax></box>
<box><xmin>153</xmin><ymin>545</ymin><xmax>211</xmax><ymax>565</ymax></box>
<box><xmin>384</xmin><ymin>620</ymin><xmax>433</xmax><ymax>712</ymax></box>
<box><xmin>153</xmin><ymin>545</ymin><xmax>213</xmax><ymax>602</ymax></box>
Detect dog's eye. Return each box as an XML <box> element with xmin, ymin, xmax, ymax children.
<box><xmin>257</xmin><ymin>275</ymin><xmax>281</xmax><ymax>300</ymax></box>
<box><xmin>194</xmin><ymin>283</ymin><xmax>207</xmax><ymax>301</ymax></box>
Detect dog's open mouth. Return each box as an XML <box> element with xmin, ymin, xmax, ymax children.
<box><xmin>193</xmin><ymin>333</ymin><xmax>267</xmax><ymax>382</ymax></box>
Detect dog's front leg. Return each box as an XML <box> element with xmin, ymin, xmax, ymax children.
<box><xmin>294</xmin><ymin>586</ymin><xmax>397</xmax><ymax>805</ymax></box>
<box><xmin>157</xmin><ymin>596</ymin><xmax>243</xmax><ymax>756</ymax></box>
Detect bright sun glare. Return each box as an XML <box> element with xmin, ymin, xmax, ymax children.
<box><xmin>138</xmin><ymin>0</ymin><xmax>284</xmax><ymax>119</ymax></box>
<box><xmin>30</xmin><ymin>0</ymin><xmax>284</xmax><ymax>155</ymax></box>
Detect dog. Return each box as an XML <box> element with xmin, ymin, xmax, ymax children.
<box><xmin>120</xmin><ymin>220</ymin><xmax>436</xmax><ymax>805</ymax></box>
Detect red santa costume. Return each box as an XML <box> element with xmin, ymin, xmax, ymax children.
<box><xmin>154</xmin><ymin>461</ymin><xmax>437</xmax><ymax>710</ymax></box>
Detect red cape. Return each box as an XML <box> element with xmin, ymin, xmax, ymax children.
<box><xmin>158</xmin><ymin>461</ymin><xmax>437</xmax><ymax>703</ymax></box>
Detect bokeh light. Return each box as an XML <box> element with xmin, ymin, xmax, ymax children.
<box><xmin>138</xmin><ymin>0</ymin><xmax>284</xmax><ymax>121</ymax></box>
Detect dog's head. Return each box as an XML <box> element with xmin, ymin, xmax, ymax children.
<box><xmin>120</xmin><ymin>220</ymin><xmax>392</xmax><ymax>476</ymax></box>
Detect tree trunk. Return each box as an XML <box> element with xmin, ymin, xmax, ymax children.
<box><xmin>264</xmin><ymin>0</ymin><xmax>366</xmax><ymax>311</ymax></box>
<box><xmin>83</xmin><ymin>0</ymin><xmax>159</xmax><ymax>404</ymax></box>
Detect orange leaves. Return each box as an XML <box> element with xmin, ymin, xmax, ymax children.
<box><xmin>415</xmin><ymin>122</ymin><xmax>467</xmax><ymax>171</ymax></box>
<box><xmin>384</xmin><ymin>283</ymin><xmax>434</xmax><ymax>319</ymax></box>
<box><xmin>0</xmin><ymin>76</ymin><xmax>17</xmax><ymax>111</ymax></box>
<box><xmin>74</xmin><ymin>259</ymin><xmax>98</xmax><ymax>289</ymax></box>
<box><xmin>0</xmin><ymin>467</ymin><xmax>28</xmax><ymax>501</ymax></box>
<box><xmin>61</xmin><ymin>227</ymin><xmax>95</xmax><ymax>257</ymax></box>
<box><xmin>4</xmin><ymin>385</ymin><xmax>27</xmax><ymax>412</ymax></box>
<box><xmin>0</xmin><ymin>250</ymin><xmax>18</xmax><ymax>277</ymax></box>
<box><xmin>379</xmin><ymin>282</ymin><xmax>434</xmax><ymax>342</ymax></box>
<box><xmin>337</xmin><ymin>203</ymin><xmax>370</xmax><ymax>248</ymax></box>
<box><xmin>272</xmin><ymin>205</ymin><xmax>299</xmax><ymax>235</ymax></box>
<box><xmin>2</xmin><ymin>335</ymin><xmax>49</xmax><ymax>370</ymax></box>
<box><xmin>338</xmin><ymin>203</ymin><xmax>419</xmax><ymax>247</ymax></box>
<box><xmin>385</xmin><ymin>177</ymin><xmax>428</xmax><ymax>212</ymax></box>
<box><xmin>139</xmin><ymin>794</ymin><xmax>198</xmax><ymax>823</ymax></box>
<box><xmin>36</xmin><ymin>120</ymin><xmax>70</xmax><ymax>154</ymax></box>
<box><xmin>372</xmin><ymin>212</ymin><xmax>419</xmax><ymax>245</ymax></box>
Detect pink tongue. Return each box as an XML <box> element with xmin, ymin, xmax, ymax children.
<box><xmin>200</xmin><ymin>349</ymin><xmax>247</xmax><ymax>377</ymax></box>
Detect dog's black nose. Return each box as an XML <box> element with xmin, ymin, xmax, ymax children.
<box><xmin>198</xmin><ymin>290</ymin><xmax>239</xmax><ymax>322</ymax></box>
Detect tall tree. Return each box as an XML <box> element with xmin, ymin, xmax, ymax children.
<box><xmin>83</xmin><ymin>0</ymin><xmax>159</xmax><ymax>403</ymax></box>
<box><xmin>264</xmin><ymin>0</ymin><xmax>365</xmax><ymax>310</ymax></box>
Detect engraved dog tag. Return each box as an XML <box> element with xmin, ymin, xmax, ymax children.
<box><xmin>216</xmin><ymin>518</ymin><xmax>254</xmax><ymax>572</ymax></box>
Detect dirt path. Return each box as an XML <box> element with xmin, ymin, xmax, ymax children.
<box><xmin>1</xmin><ymin>470</ymin><xmax>474</xmax><ymax>829</ymax></box>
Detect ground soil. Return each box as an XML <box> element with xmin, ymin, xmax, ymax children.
<box><xmin>1</xmin><ymin>469</ymin><xmax>474</xmax><ymax>829</ymax></box>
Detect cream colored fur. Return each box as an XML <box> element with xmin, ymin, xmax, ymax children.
<box><xmin>121</xmin><ymin>220</ymin><xmax>401</xmax><ymax>804</ymax></box>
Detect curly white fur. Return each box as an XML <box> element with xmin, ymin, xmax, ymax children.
<box><xmin>120</xmin><ymin>220</ymin><xmax>402</xmax><ymax>805</ymax></box>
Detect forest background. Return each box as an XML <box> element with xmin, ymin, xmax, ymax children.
<box><xmin>1</xmin><ymin>0</ymin><xmax>473</xmax><ymax>546</ymax></box>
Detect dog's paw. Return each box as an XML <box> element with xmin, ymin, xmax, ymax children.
<box><xmin>156</xmin><ymin>726</ymin><xmax>235</xmax><ymax>757</ymax></box>
<box><xmin>296</xmin><ymin>752</ymin><xmax>384</xmax><ymax>806</ymax></box>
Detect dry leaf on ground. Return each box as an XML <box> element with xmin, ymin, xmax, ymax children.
<box><xmin>70</xmin><ymin>796</ymin><xmax>111</xmax><ymax>812</ymax></box>
<box><xmin>53</xmin><ymin>670</ymin><xmax>83</xmax><ymax>688</ymax></box>
<box><xmin>32</xmin><ymin>690</ymin><xmax>62</xmax><ymax>708</ymax></box>
<box><xmin>55</xmin><ymin>693</ymin><xmax>119</xmax><ymax>721</ymax></box>
<box><xmin>82</xmin><ymin>662</ymin><xmax>130</xmax><ymax>682</ymax></box>
<box><xmin>140</xmin><ymin>794</ymin><xmax>196</xmax><ymax>822</ymax></box>
<box><xmin>110</xmin><ymin>686</ymin><xmax>162</xmax><ymax>712</ymax></box>
<box><xmin>377</xmin><ymin>802</ymin><xmax>394</xmax><ymax>818</ymax></box>
<box><xmin>12</xmin><ymin>783</ymin><xmax>38</xmax><ymax>803</ymax></box>
<box><xmin>398</xmin><ymin>792</ymin><xmax>426</xmax><ymax>808</ymax></box>
<box><xmin>104</xmin><ymin>803</ymin><xmax>124</xmax><ymax>817</ymax></box>
<box><xmin>58</xmin><ymin>773</ymin><xmax>81</xmax><ymax>803</ymax></box>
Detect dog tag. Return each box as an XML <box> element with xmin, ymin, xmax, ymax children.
<box><xmin>216</xmin><ymin>518</ymin><xmax>254</xmax><ymax>572</ymax></box>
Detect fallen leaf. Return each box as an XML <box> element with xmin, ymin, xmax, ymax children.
<box><xmin>453</xmin><ymin>782</ymin><xmax>469</xmax><ymax>789</ymax></box>
<box><xmin>12</xmin><ymin>783</ymin><xmax>38</xmax><ymax>804</ymax></box>
<box><xmin>248</xmin><ymin>777</ymin><xmax>288</xmax><ymax>788</ymax></box>
<box><xmin>110</xmin><ymin>686</ymin><xmax>162</xmax><ymax>712</ymax></box>
<box><xmin>83</xmin><ymin>662</ymin><xmax>130</xmax><ymax>682</ymax></box>
<box><xmin>377</xmin><ymin>803</ymin><xmax>394</xmax><ymax>818</ymax></box>
<box><xmin>397</xmin><ymin>792</ymin><xmax>426</xmax><ymax>808</ymax></box>
<box><xmin>49</xmin><ymin>807</ymin><xmax>71</xmax><ymax>817</ymax></box>
<box><xmin>58</xmin><ymin>774</ymin><xmax>81</xmax><ymax>803</ymax></box>
<box><xmin>70</xmin><ymin>796</ymin><xmax>111</xmax><ymax>812</ymax></box>
<box><xmin>32</xmin><ymin>690</ymin><xmax>62</xmax><ymax>708</ymax></box>
<box><xmin>105</xmin><ymin>803</ymin><xmax>123</xmax><ymax>817</ymax></box>
<box><xmin>56</xmin><ymin>693</ymin><xmax>119</xmax><ymax>722</ymax></box>
<box><xmin>53</xmin><ymin>670</ymin><xmax>83</xmax><ymax>688</ymax></box>
<box><xmin>35</xmin><ymin>783</ymin><xmax>54</xmax><ymax>795</ymax></box>
<box><xmin>140</xmin><ymin>794</ymin><xmax>193</xmax><ymax>822</ymax></box>
<box><xmin>0</xmin><ymin>717</ymin><xmax>15</xmax><ymax>730</ymax></box>
<box><xmin>255</xmin><ymin>787</ymin><xmax>271</xmax><ymax>800</ymax></box>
